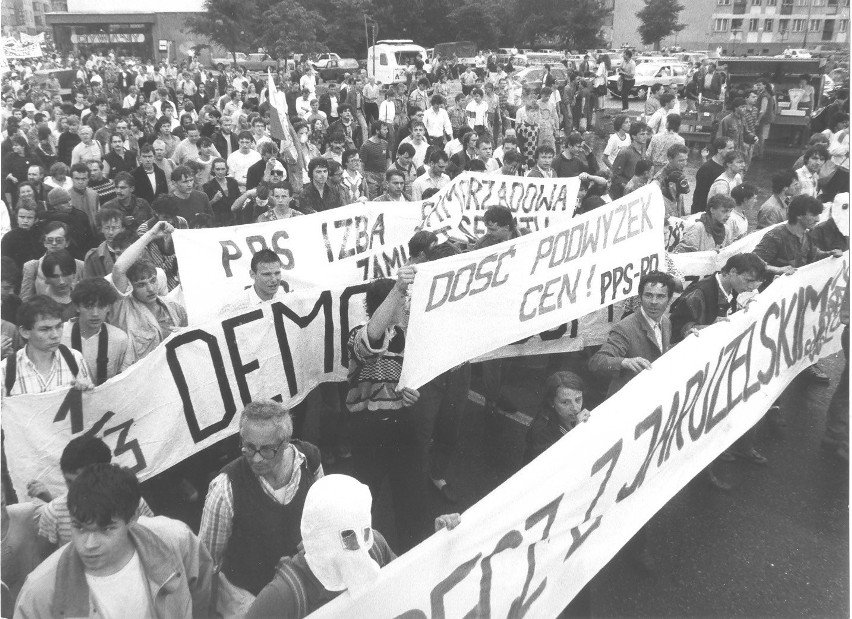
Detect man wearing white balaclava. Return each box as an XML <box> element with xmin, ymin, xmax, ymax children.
<box><xmin>245</xmin><ymin>475</ymin><xmax>396</xmax><ymax>618</ymax></box>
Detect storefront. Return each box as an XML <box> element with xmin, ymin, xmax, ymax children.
<box><xmin>46</xmin><ymin>0</ymin><xmax>205</xmax><ymax>63</ymax></box>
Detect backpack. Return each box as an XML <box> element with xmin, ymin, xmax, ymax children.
<box><xmin>4</xmin><ymin>345</ymin><xmax>78</xmax><ymax>396</ymax></box>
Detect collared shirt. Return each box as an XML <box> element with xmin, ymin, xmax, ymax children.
<box><xmin>198</xmin><ymin>445</ymin><xmax>323</xmax><ymax>569</ymax></box>
<box><xmin>715</xmin><ymin>273</ymin><xmax>733</xmax><ymax>306</ymax></box>
<box><xmin>757</xmin><ymin>194</ymin><xmax>788</xmax><ymax>230</ymax></box>
<box><xmin>639</xmin><ymin>307</ymin><xmax>663</xmax><ymax>351</ymax></box>
<box><xmin>412</xmin><ymin>172</ymin><xmax>450</xmax><ymax>201</ymax></box>
<box><xmin>1</xmin><ymin>346</ymin><xmax>91</xmax><ymax>396</ymax></box>
<box><xmin>60</xmin><ymin>321</ymin><xmax>130</xmax><ymax>385</ymax></box>
<box><xmin>70</xmin><ymin>140</ymin><xmax>101</xmax><ymax>166</ymax></box>
<box><xmin>725</xmin><ymin>208</ymin><xmax>749</xmax><ymax>242</ymax></box>
<box><xmin>256</xmin><ymin>207</ymin><xmax>302</xmax><ymax>223</ymax></box>
<box><xmin>796</xmin><ymin>166</ymin><xmax>819</xmax><ymax>198</ymax></box>
<box><xmin>424</xmin><ymin>107</ymin><xmax>453</xmax><ymax>139</ymax></box>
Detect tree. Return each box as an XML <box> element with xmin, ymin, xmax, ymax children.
<box><xmin>514</xmin><ymin>0</ymin><xmax>610</xmax><ymax>50</ymax></box>
<box><xmin>258</xmin><ymin>0</ymin><xmax>327</xmax><ymax>59</ymax></box>
<box><xmin>185</xmin><ymin>0</ymin><xmax>257</xmax><ymax>63</ymax></box>
<box><xmin>637</xmin><ymin>0</ymin><xmax>685</xmax><ymax>51</ymax></box>
<box><xmin>446</xmin><ymin>3</ymin><xmax>500</xmax><ymax>49</ymax></box>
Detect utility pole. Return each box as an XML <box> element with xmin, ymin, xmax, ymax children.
<box><xmin>803</xmin><ymin>0</ymin><xmax>814</xmax><ymax>46</ymax></box>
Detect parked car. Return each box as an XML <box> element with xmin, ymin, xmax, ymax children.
<box><xmin>317</xmin><ymin>58</ymin><xmax>361</xmax><ymax>83</ymax></box>
<box><xmin>513</xmin><ymin>65</ymin><xmax>568</xmax><ymax>93</ymax></box>
<box><xmin>776</xmin><ymin>48</ymin><xmax>812</xmax><ymax>59</ymax></box>
<box><xmin>607</xmin><ymin>61</ymin><xmax>688</xmax><ymax>99</ymax></box>
<box><xmin>312</xmin><ymin>52</ymin><xmax>342</xmax><ymax>69</ymax></box>
<box><xmin>211</xmin><ymin>52</ymin><xmax>279</xmax><ymax>72</ymax></box>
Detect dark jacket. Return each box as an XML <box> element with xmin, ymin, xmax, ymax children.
<box><xmin>213</xmin><ymin>131</ymin><xmax>239</xmax><ymax>159</ymax></box>
<box><xmin>298</xmin><ymin>182</ymin><xmax>344</xmax><ymax>213</ymax></box>
<box><xmin>131</xmin><ymin>164</ymin><xmax>169</xmax><ymax>205</ymax></box>
<box><xmin>669</xmin><ymin>275</ymin><xmax>731</xmax><ymax>344</ymax></box>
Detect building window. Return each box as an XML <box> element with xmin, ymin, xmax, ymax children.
<box><xmin>813</xmin><ymin>0</ymin><xmax>826</xmax><ymax>5</ymax></box>
<box><xmin>840</xmin><ymin>18</ymin><xmax>849</xmax><ymax>31</ymax></box>
<box><xmin>792</xmin><ymin>18</ymin><xmax>806</xmax><ymax>30</ymax></box>
<box><xmin>795</xmin><ymin>0</ymin><xmax>809</xmax><ymax>5</ymax></box>
<box><xmin>779</xmin><ymin>18</ymin><xmax>790</xmax><ymax>30</ymax></box>
<box><xmin>749</xmin><ymin>18</ymin><xmax>760</xmax><ymax>30</ymax></box>
<box><xmin>752</xmin><ymin>0</ymin><xmax>761</xmax><ymax>4</ymax></box>
<box><xmin>718</xmin><ymin>0</ymin><xmax>731</xmax><ymax>4</ymax></box>
<box><xmin>715</xmin><ymin>18</ymin><xmax>730</xmax><ymax>30</ymax></box>
<box><xmin>767</xmin><ymin>0</ymin><xmax>777</xmax><ymax>4</ymax></box>
<box><xmin>765</xmin><ymin>18</ymin><xmax>774</xmax><ymax>30</ymax></box>
<box><xmin>810</xmin><ymin>18</ymin><xmax>822</xmax><ymax>30</ymax></box>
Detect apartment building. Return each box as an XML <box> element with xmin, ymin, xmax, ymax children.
<box><xmin>1</xmin><ymin>0</ymin><xmax>51</xmax><ymax>36</ymax></box>
<box><xmin>709</xmin><ymin>0</ymin><xmax>850</xmax><ymax>55</ymax></box>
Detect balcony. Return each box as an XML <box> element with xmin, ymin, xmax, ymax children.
<box><xmin>781</xmin><ymin>0</ymin><xmax>794</xmax><ymax>13</ymax></box>
<box><xmin>733</xmin><ymin>0</ymin><xmax>748</xmax><ymax>12</ymax></box>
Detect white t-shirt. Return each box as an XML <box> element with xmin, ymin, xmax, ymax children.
<box><xmin>465</xmin><ymin>100</ymin><xmax>490</xmax><ymax>128</ymax></box>
<box><xmin>85</xmin><ymin>551</ymin><xmax>154</xmax><ymax>619</ymax></box>
<box><xmin>227</xmin><ymin>149</ymin><xmax>262</xmax><ymax>186</ymax></box>
<box><xmin>603</xmin><ymin>132</ymin><xmax>631</xmax><ymax>163</ymax></box>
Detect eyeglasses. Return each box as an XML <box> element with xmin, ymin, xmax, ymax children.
<box><xmin>340</xmin><ymin>527</ymin><xmax>372</xmax><ymax>551</ymax></box>
<box><xmin>240</xmin><ymin>437</ymin><xmax>287</xmax><ymax>460</ymax></box>
<box><xmin>45</xmin><ymin>237</ymin><xmax>65</xmax><ymax>245</ymax></box>
<box><xmin>271</xmin><ymin>171</ymin><xmax>284</xmax><ymax>176</ymax></box>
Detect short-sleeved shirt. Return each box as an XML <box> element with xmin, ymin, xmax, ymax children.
<box><xmin>1</xmin><ymin>347</ymin><xmax>90</xmax><ymax>396</ymax></box>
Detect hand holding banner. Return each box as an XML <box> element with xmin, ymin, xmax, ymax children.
<box><xmin>398</xmin><ymin>183</ymin><xmax>666</xmax><ymax>390</ymax></box>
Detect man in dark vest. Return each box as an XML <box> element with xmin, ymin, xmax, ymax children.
<box><xmin>199</xmin><ymin>400</ymin><xmax>322</xmax><ymax>615</ymax></box>
<box><xmin>669</xmin><ymin>252</ymin><xmax>768</xmax><ymax>491</ymax></box>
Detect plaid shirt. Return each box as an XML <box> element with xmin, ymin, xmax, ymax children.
<box><xmin>198</xmin><ymin>444</ymin><xmax>323</xmax><ymax>570</ymax></box>
<box><xmin>1</xmin><ymin>347</ymin><xmax>90</xmax><ymax>396</ymax></box>
<box><xmin>447</xmin><ymin>105</ymin><xmax>467</xmax><ymax>131</ymax></box>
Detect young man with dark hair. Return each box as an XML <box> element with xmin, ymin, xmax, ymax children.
<box><xmin>412</xmin><ymin>149</ymin><xmax>450</xmax><ymax>200</ymax></box>
<box><xmin>101</xmin><ymin>172</ymin><xmax>154</xmax><ymax>232</ymax></box>
<box><xmin>60</xmin><ymin>277</ymin><xmax>129</xmax><ymax>385</ymax></box>
<box><xmin>109</xmin><ymin>221</ymin><xmax>187</xmax><ymax>365</ymax></box>
<box><xmin>82</xmin><ymin>208</ymin><xmax>125</xmax><ymax>279</ymax></box>
<box><xmin>16</xmin><ymin>463</ymin><xmax>213</xmax><ymax>618</ymax></box>
<box><xmin>693</xmin><ymin>137</ymin><xmax>734</xmax><ymax>214</ymax></box>
<box><xmin>104</xmin><ymin>133</ymin><xmax>137</xmax><ymax>180</ymax></box>
<box><xmin>589</xmin><ymin>271</ymin><xmax>675</xmax><ymax>569</ymax></box>
<box><xmin>131</xmin><ymin>143</ymin><xmax>168</xmax><ymax>205</ymax></box>
<box><xmin>299</xmin><ymin>157</ymin><xmax>344</xmax><ymax>214</ymax></box>
<box><xmin>87</xmin><ymin>159</ymin><xmax>116</xmax><ymax>205</ymax></box>
<box><xmin>40</xmin><ymin>249</ymin><xmax>78</xmax><ymax>320</ymax></box>
<box><xmin>170</xmin><ymin>164</ymin><xmax>213</xmax><ymax>222</ymax></box>
<box><xmin>611</xmin><ymin>122</ymin><xmax>651</xmax><ymax>199</ymax></box>
<box><xmin>346</xmin><ymin>266</ymin><xmax>429</xmax><ymax>552</ymax></box>
<box><xmin>30</xmin><ymin>436</ymin><xmax>153</xmax><ymax>557</ymax></box>
<box><xmin>1</xmin><ymin>295</ymin><xmax>92</xmax><ymax>396</ymax></box>
<box><xmin>374</xmin><ymin>169</ymin><xmax>408</xmax><ymax>202</ymax></box>
<box><xmin>757</xmin><ymin>169</ymin><xmax>799</xmax><ymax>229</ymax></box>
<box><xmin>754</xmin><ymin>194</ymin><xmax>844</xmax><ymax>384</ymax></box>
<box><xmin>526</xmin><ymin>144</ymin><xmax>556</xmax><ymax>178</ymax></box>
<box><xmin>668</xmin><ymin>252</ymin><xmax>769</xmax><ymax>486</ymax></box>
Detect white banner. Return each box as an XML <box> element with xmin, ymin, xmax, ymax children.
<box><xmin>2</xmin><ymin>282</ymin><xmax>373</xmax><ymax>500</ymax></box>
<box><xmin>172</xmin><ymin>173</ymin><xmax>580</xmax><ymax>324</ymax></box>
<box><xmin>399</xmin><ymin>184</ymin><xmax>666</xmax><ymax>390</ymax></box>
<box><xmin>422</xmin><ymin>172</ymin><xmax>580</xmax><ymax>242</ymax></box>
<box><xmin>312</xmin><ymin>255</ymin><xmax>850</xmax><ymax>618</ymax></box>
<box><xmin>173</xmin><ymin>201</ymin><xmax>424</xmax><ymax>323</ymax></box>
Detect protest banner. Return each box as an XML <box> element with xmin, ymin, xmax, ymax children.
<box><xmin>421</xmin><ymin>172</ymin><xmax>580</xmax><ymax>242</ymax></box>
<box><xmin>172</xmin><ymin>201</ymin><xmax>424</xmax><ymax>323</ymax></box>
<box><xmin>398</xmin><ymin>183</ymin><xmax>666</xmax><ymax>390</ymax></box>
<box><xmin>670</xmin><ymin>223</ymin><xmax>781</xmax><ymax>285</ymax></box>
<box><xmin>2</xmin><ymin>282</ymin><xmax>373</xmax><ymax>501</ymax></box>
<box><xmin>173</xmin><ymin>173</ymin><xmax>579</xmax><ymax>324</ymax></box>
<box><xmin>312</xmin><ymin>255</ymin><xmax>849</xmax><ymax>619</ymax></box>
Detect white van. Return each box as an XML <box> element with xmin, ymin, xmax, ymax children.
<box><xmin>367</xmin><ymin>40</ymin><xmax>429</xmax><ymax>84</ymax></box>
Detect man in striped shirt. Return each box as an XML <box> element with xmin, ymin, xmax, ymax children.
<box><xmin>1</xmin><ymin>295</ymin><xmax>92</xmax><ymax>396</ymax></box>
<box><xmin>30</xmin><ymin>435</ymin><xmax>154</xmax><ymax>559</ymax></box>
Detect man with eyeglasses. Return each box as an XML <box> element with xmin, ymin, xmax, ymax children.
<box><xmin>247</xmin><ymin>475</ymin><xmax>460</xmax><ymax>618</ymax></box>
<box><xmin>199</xmin><ymin>400</ymin><xmax>323</xmax><ymax>616</ymax></box>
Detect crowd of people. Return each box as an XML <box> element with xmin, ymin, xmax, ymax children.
<box><xmin>0</xmin><ymin>49</ymin><xmax>849</xmax><ymax>618</ymax></box>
